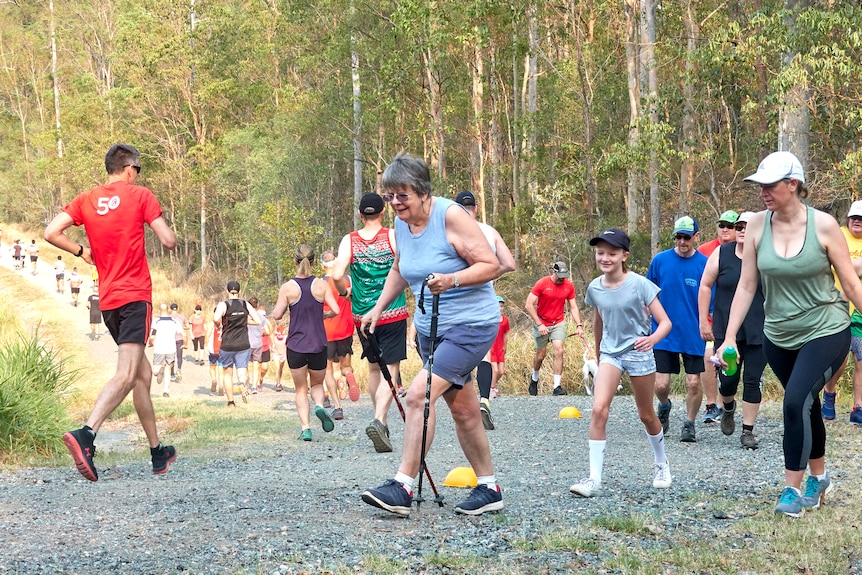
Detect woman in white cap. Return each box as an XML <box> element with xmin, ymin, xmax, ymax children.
<box><xmin>717</xmin><ymin>151</ymin><xmax>862</xmax><ymax>517</ymax></box>
<box><xmin>699</xmin><ymin>211</ymin><xmax>765</xmax><ymax>449</ymax></box>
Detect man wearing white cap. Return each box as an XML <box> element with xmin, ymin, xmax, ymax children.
<box><xmin>820</xmin><ymin>200</ymin><xmax>862</xmax><ymax>425</ymax></box>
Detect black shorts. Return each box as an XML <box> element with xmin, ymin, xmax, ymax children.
<box><xmin>71</xmin><ymin>287</ymin><xmax>80</xmax><ymax>294</ymax></box>
<box><xmin>653</xmin><ymin>349</ymin><xmax>704</xmax><ymax>375</ymax></box>
<box><xmin>362</xmin><ymin>319</ymin><xmax>407</xmax><ymax>365</ymax></box>
<box><xmin>192</xmin><ymin>336</ymin><xmax>205</xmax><ymax>351</ymax></box>
<box><xmin>102</xmin><ymin>302</ymin><xmax>152</xmax><ymax>346</ymax></box>
<box><xmin>327</xmin><ymin>335</ymin><xmax>354</xmax><ymax>360</ymax></box>
<box><xmin>261</xmin><ymin>350</ymin><xmax>271</xmax><ymax>363</ymax></box>
<box><xmin>287</xmin><ymin>348</ymin><xmax>327</xmax><ymax>370</ymax></box>
<box><xmin>56</xmin><ymin>274</ymin><xmax>64</xmax><ymax>281</ymax></box>
<box><xmin>30</xmin><ymin>255</ymin><xmax>38</xmax><ymax>262</ymax></box>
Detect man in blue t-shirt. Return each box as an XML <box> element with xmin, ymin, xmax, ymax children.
<box><xmin>646</xmin><ymin>216</ymin><xmax>708</xmax><ymax>443</ymax></box>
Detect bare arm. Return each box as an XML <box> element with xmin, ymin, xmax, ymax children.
<box><xmin>491</xmin><ymin>228</ymin><xmax>516</xmax><ymax>276</ymax></box>
<box><xmin>820</xmin><ymin>212</ymin><xmax>862</xmax><ymax>312</ymax></box>
<box><xmin>698</xmin><ymin>249</ymin><xmax>720</xmax><ymax>341</ymax></box>
<box><xmin>639</xmin><ymin>296</ymin><xmax>671</xmax><ymax>351</ymax></box>
<box><xmin>332</xmin><ymin>234</ymin><xmax>352</xmax><ymax>296</ymax></box>
<box><xmin>272</xmin><ymin>281</ymin><xmax>299</xmax><ymax>320</ymax></box>
<box><xmin>213</xmin><ymin>301</ymin><xmax>227</xmax><ymax>323</ymax></box>
<box><xmin>425</xmin><ymin>204</ymin><xmax>499</xmax><ymax>294</ymax></box>
<box><xmin>149</xmin><ymin>216</ymin><xmax>176</xmax><ymax>250</ymax></box>
<box><xmin>593</xmin><ymin>310</ymin><xmax>603</xmax><ymax>358</ymax></box>
<box><xmin>567</xmin><ymin>295</ymin><xmax>583</xmax><ymax>335</ymax></box>
<box><xmin>525</xmin><ymin>291</ymin><xmax>541</xmax><ymax>326</ymax></box>
<box><xmin>316</xmin><ymin>278</ymin><xmax>341</xmax><ymax>318</ymax></box>
<box><xmin>359</xmin><ymin>259</ymin><xmax>409</xmax><ymax>334</ymax></box>
<box><xmin>246</xmin><ymin>302</ymin><xmax>262</xmax><ymax>325</ymax></box>
<box><xmin>44</xmin><ymin>212</ymin><xmax>95</xmax><ymax>265</ymax></box>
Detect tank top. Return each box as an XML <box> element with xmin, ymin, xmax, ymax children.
<box><xmin>395</xmin><ymin>197</ymin><xmax>499</xmax><ymax>336</ymax></box>
<box><xmin>758</xmin><ymin>206</ymin><xmax>849</xmax><ymax>349</ymax></box>
<box><xmin>287</xmin><ymin>276</ymin><xmax>328</xmax><ymax>354</ymax></box>
<box><xmin>349</xmin><ymin>227</ymin><xmax>408</xmax><ymax>325</ymax></box>
<box><xmin>711</xmin><ymin>242</ymin><xmax>765</xmax><ymax>345</ymax></box>
<box><xmin>220</xmin><ymin>298</ymin><xmax>250</xmax><ymax>351</ymax></box>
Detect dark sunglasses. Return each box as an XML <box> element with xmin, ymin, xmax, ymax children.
<box><xmin>850</xmin><ymin>216</ymin><xmax>862</xmax><ymax>221</ymax></box>
<box><xmin>125</xmin><ymin>164</ymin><xmax>141</xmax><ymax>174</ymax></box>
<box><xmin>734</xmin><ymin>224</ymin><xmax>747</xmax><ymax>231</ymax></box>
<box><xmin>674</xmin><ymin>234</ymin><xmax>692</xmax><ymax>241</ymax></box>
<box><xmin>382</xmin><ymin>192</ymin><xmax>415</xmax><ymax>203</ymax></box>
<box><xmin>717</xmin><ymin>222</ymin><xmax>734</xmax><ymax>229</ymax></box>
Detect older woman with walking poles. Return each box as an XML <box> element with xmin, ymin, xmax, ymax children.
<box><xmin>360</xmin><ymin>152</ymin><xmax>504</xmax><ymax>517</ymax></box>
<box><xmin>717</xmin><ymin>151</ymin><xmax>862</xmax><ymax>517</ymax></box>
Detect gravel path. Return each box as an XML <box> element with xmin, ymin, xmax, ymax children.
<box><xmin>0</xmin><ymin>241</ymin><xmax>850</xmax><ymax>574</ymax></box>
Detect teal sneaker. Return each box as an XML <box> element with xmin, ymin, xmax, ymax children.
<box><xmin>315</xmin><ymin>406</ymin><xmax>335</xmax><ymax>432</ymax></box>
<box><xmin>800</xmin><ymin>474</ymin><xmax>833</xmax><ymax>509</ymax></box>
<box><xmin>774</xmin><ymin>486</ymin><xmax>803</xmax><ymax>517</ymax></box>
<box><xmin>299</xmin><ymin>429</ymin><xmax>312</xmax><ymax>441</ymax></box>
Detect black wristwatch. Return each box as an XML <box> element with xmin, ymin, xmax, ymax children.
<box><xmin>75</xmin><ymin>244</ymin><xmax>84</xmax><ymax>257</ymax></box>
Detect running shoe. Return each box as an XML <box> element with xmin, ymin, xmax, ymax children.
<box><xmin>346</xmin><ymin>372</ymin><xmax>360</xmax><ymax>402</ymax></box>
<box><xmin>315</xmin><ymin>406</ymin><xmax>335</xmax><ymax>432</ymax></box>
<box><xmin>151</xmin><ymin>444</ymin><xmax>177</xmax><ymax>475</ymax></box>
<box><xmin>299</xmin><ymin>429</ymin><xmax>312</xmax><ymax>441</ymax></box>
<box><xmin>657</xmin><ymin>400</ymin><xmax>672</xmax><ymax>434</ymax></box>
<box><xmin>365</xmin><ymin>419</ymin><xmax>392</xmax><ymax>453</ymax></box>
<box><xmin>162</xmin><ymin>392</ymin><xmax>169</xmax><ymax>398</ymax></box>
<box><xmin>680</xmin><ymin>420</ymin><xmax>696</xmax><ymax>443</ymax></box>
<box><xmin>528</xmin><ymin>376</ymin><xmax>538</xmax><ymax>396</ymax></box>
<box><xmin>652</xmin><ymin>462</ymin><xmax>672</xmax><ymax>489</ymax></box>
<box><xmin>822</xmin><ymin>391</ymin><xmax>837</xmax><ymax>420</ymax></box>
<box><xmin>479</xmin><ymin>398</ymin><xmax>495</xmax><ymax>431</ymax></box>
<box><xmin>323</xmin><ymin>396</ymin><xmax>331</xmax><ymax>409</ymax></box>
<box><xmin>800</xmin><ymin>474</ymin><xmax>833</xmax><ymax>509</ymax></box>
<box><xmin>454</xmin><ymin>484</ymin><xmax>504</xmax><ymax>515</ymax></box>
<box><xmin>227</xmin><ymin>401</ymin><xmax>236</xmax><ymax>408</ymax></box>
<box><xmin>720</xmin><ymin>402</ymin><xmax>736</xmax><ymax>436</ymax></box>
<box><xmin>251</xmin><ymin>385</ymin><xmax>258</xmax><ymax>395</ymax></box>
<box><xmin>490</xmin><ymin>387</ymin><xmax>500</xmax><ymax>399</ymax></box>
<box><xmin>210</xmin><ymin>380</ymin><xmax>218</xmax><ymax>395</ymax></box>
<box><xmin>740</xmin><ymin>430</ymin><xmax>759</xmax><ymax>449</ymax></box>
<box><xmin>63</xmin><ymin>427</ymin><xmax>98</xmax><ymax>482</ymax></box>
<box><xmin>275</xmin><ymin>383</ymin><xmax>283</xmax><ymax>392</ymax></box>
<box><xmin>850</xmin><ymin>407</ymin><xmax>862</xmax><ymax>426</ymax></box>
<box><xmin>552</xmin><ymin>386</ymin><xmax>568</xmax><ymax>396</ymax></box>
<box><xmin>397</xmin><ymin>384</ymin><xmax>407</xmax><ymax>398</ymax></box>
<box><xmin>774</xmin><ymin>486</ymin><xmax>804</xmax><ymax>517</ymax></box>
<box><xmin>336</xmin><ymin>378</ymin><xmax>348</xmax><ymax>401</ymax></box>
<box><xmin>702</xmin><ymin>403</ymin><xmax>721</xmax><ymax>424</ymax></box>
<box><xmin>240</xmin><ymin>384</ymin><xmax>249</xmax><ymax>404</ymax></box>
<box><xmin>331</xmin><ymin>407</ymin><xmax>344</xmax><ymax>421</ymax></box>
<box><xmin>569</xmin><ymin>478</ymin><xmax>601</xmax><ymax>497</ymax></box>
<box><xmin>156</xmin><ymin>369</ymin><xmax>164</xmax><ymax>384</ymax></box>
<box><xmin>362</xmin><ymin>479</ymin><xmax>413</xmax><ymax>516</ymax></box>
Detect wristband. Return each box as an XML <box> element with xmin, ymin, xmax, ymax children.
<box><xmin>75</xmin><ymin>244</ymin><xmax>84</xmax><ymax>257</ymax></box>
<box><xmin>577</xmin><ymin>324</ymin><xmax>583</xmax><ymax>327</ymax></box>
<box><xmin>452</xmin><ymin>273</ymin><xmax>460</xmax><ymax>288</ymax></box>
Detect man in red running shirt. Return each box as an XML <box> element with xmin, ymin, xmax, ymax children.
<box><xmin>44</xmin><ymin>143</ymin><xmax>178</xmax><ymax>481</ymax></box>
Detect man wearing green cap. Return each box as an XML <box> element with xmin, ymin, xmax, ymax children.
<box><xmin>697</xmin><ymin>210</ymin><xmax>739</xmax><ymax>424</ymax></box>
<box><xmin>647</xmin><ymin>216</ymin><xmax>708</xmax><ymax>442</ymax></box>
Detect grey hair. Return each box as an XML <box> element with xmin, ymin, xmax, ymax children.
<box><xmin>381</xmin><ymin>152</ymin><xmax>432</xmax><ymax>197</ymax></box>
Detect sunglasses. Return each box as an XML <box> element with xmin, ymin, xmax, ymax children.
<box><xmin>125</xmin><ymin>164</ymin><xmax>141</xmax><ymax>174</ymax></box>
<box><xmin>674</xmin><ymin>234</ymin><xmax>693</xmax><ymax>241</ymax></box>
<box><xmin>734</xmin><ymin>224</ymin><xmax>747</xmax><ymax>231</ymax></box>
<box><xmin>850</xmin><ymin>216</ymin><xmax>862</xmax><ymax>221</ymax></box>
<box><xmin>717</xmin><ymin>222</ymin><xmax>734</xmax><ymax>229</ymax></box>
<box><xmin>382</xmin><ymin>192</ymin><xmax>415</xmax><ymax>203</ymax></box>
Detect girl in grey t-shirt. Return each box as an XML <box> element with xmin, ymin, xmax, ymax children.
<box><xmin>569</xmin><ymin>228</ymin><xmax>673</xmax><ymax>498</ymax></box>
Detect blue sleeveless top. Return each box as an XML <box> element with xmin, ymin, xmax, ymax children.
<box><xmin>287</xmin><ymin>276</ymin><xmax>328</xmax><ymax>354</ymax></box>
<box><xmin>395</xmin><ymin>197</ymin><xmax>499</xmax><ymax>336</ymax></box>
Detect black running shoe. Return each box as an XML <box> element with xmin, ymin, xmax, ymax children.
<box><xmin>151</xmin><ymin>444</ymin><xmax>177</xmax><ymax>475</ymax></box>
<box><xmin>454</xmin><ymin>484</ymin><xmax>504</xmax><ymax>515</ymax></box>
<box><xmin>63</xmin><ymin>428</ymin><xmax>98</xmax><ymax>482</ymax></box>
<box><xmin>362</xmin><ymin>479</ymin><xmax>412</xmax><ymax>516</ymax></box>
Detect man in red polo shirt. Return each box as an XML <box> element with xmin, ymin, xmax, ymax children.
<box><xmin>44</xmin><ymin>143</ymin><xmax>178</xmax><ymax>482</ymax></box>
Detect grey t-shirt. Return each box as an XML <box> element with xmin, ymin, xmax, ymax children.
<box><xmin>585</xmin><ymin>272</ymin><xmax>661</xmax><ymax>356</ymax></box>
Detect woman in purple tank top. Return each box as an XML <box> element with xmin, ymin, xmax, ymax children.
<box><xmin>272</xmin><ymin>245</ymin><xmax>341</xmax><ymax>441</ymax></box>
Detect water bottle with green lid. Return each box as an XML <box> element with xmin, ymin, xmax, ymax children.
<box><xmin>722</xmin><ymin>346</ymin><xmax>738</xmax><ymax>376</ymax></box>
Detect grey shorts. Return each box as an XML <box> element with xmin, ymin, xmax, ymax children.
<box><xmin>532</xmin><ymin>321</ymin><xmax>567</xmax><ymax>349</ymax></box>
<box><xmin>600</xmin><ymin>348</ymin><xmax>656</xmax><ymax>377</ymax></box>
<box><xmin>416</xmin><ymin>322</ymin><xmax>497</xmax><ymax>388</ymax></box>
<box><xmin>851</xmin><ymin>335</ymin><xmax>862</xmax><ymax>362</ymax></box>
<box><xmin>153</xmin><ymin>353</ymin><xmax>176</xmax><ymax>367</ymax></box>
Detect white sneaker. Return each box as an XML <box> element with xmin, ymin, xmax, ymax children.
<box><xmin>570</xmin><ymin>477</ymin><xmax>601</xmax><ymax>497</ymax></box>
<box><xmin>653</xmin><ymin>462</ymin><xmax>672</xmax><ymax>489</ymax></box>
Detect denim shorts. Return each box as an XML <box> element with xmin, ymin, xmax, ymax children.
<box><xmin>851</xmin><ymin>335</ymin><xmax>862</xmax><ymax>362</ymax></box>
<box><xmin>219</xmin><ymin>348</ymin><xmax>251</xmax><ymax>369</ymax></box>
<box><xmin>417</xmin><ymin>322</ymin><xmax>498</xmax><ymax>388</ymax></box>
<box><xmin>600</xmin><ymin>348</ymin><xmax>656</xmax><ymax>377</ymax></box>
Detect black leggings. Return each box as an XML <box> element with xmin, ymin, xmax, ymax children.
<box><xmin>715</xmin><ymin>340</ymin><xmax>766</xmax><ymax>404</ymax></box>
<box><xmin>763</xmin><ymin>328</ymin><xmax>849</xmax><ymax>471</ymax></box>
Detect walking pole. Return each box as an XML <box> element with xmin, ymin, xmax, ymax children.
<box><xmin>415</xmin><ymin>274</ymin><xmax>439</xmax><ymax>510</ymax></box>
<box><xmin>357</xmin><ymin>326</ymin><xmax>444</xmax><ymax>506</ymax></box>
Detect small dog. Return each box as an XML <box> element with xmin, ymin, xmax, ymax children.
<box><xmin>582</xmin><ymin>352</ymin><xmax>598</xmax><ymax>396</ymax></box>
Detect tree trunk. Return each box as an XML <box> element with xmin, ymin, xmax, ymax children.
<box><xmin>351</xmin><ymin>0</ymin><xmax>363</xmax><ymax>229</ymax></box>
<box><xmin>571</xmin><ymin>0</ymin><xmax>597</xmax><ymax>229</ymax></box>
<box><xmin>471</xmin><ymin>30</ymin><xmax>486</xmax><ymax>222</ymax></box>
<box><xmin>778</xmin><ymin>0</ymin><xmax>810</xmax><ymax>165</ymax></box>
<box><xmin>644</xmin><ymin>0</ymin><xmax>660</xmax><ymax>254</ymax></box>
<box><xmin>624</xmin><ymin>0</ymin><xmax>641</xmax><ymax>236</ymax></box>
<box><xmin>679</xmin><ymin>0</ymin><xmax>696</xmax><ymax>215</ymax></box>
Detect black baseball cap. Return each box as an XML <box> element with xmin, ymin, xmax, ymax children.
<box><xmin>226</xmin><ymin>281</ymin><xmax>240</xmax><ymax>293</ymax></box>
<box><xmin>589</xmin><ymin>228</ymin><xmax>631</xmax><ymax>251</ymax></box>
<box><xmin>169</xmin><ymin>302</ymin><xmax>178</xmax><ymax>310</ymax></box>
<box><xmin>455</xmin><ymin>191</ymin><xmax>476</xmax><ymax>206</ymax></box>
<box><xmin>359</xmin><ymin>193</ymin><xmax>384</xmax><ymax>215</ymax></box>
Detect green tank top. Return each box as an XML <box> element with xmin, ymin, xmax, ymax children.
<box><xmin>758</xmin><ymin>206</ymin><xmax>849</xmax><ymax>350</ymax></box>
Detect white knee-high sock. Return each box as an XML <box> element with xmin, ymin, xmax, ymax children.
<box><xmin>647</xmin><ymin>430</ymin><xmax>667</xmax><ymax>464</ymax></box>
<box><xmin>589</xmin><ymin>440</ymin><xmax>606</xmax><ymax>482</ymax></box>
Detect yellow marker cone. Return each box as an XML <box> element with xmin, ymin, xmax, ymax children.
<box><xmin>443</xmin><ymin>466</ymin><xmax>478</xmax><ymax>488</ymax></box>
<box><xmin>559</xmin><ymin>406</ymin><xmax>581</xmax><ymax>419</ymax></box>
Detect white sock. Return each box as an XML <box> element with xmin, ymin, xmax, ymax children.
<box><xmin>588</xmin><ymin>440</ymin><xmax>606</xmax><ymax>482</ymax></box>
<box><xmin>554</xmin><ymin>374</ymin><xmax>562</xmax><ymax>387</ymax></box>
<box><xmin>647</xmin><ymin>430</ymin><xmax>667</xmax><ymax>464</ymax></box>
<box><xmin>815</xmin><ymin>473</ymin><xmax>827</xmax><ymax>481</ymax></box>
<box><xmin>476</xmin><ymin>475</ymin><xmax>497</xmax><ymax>490</ymax></box>
<box><xmin>394</xmin><ymin>472</ymin><xmax>414</xmax><ymax>491</ymax></box>
<box><xmin>532</xmin><ymin>370</ymin><xmax>540</xmax><ymax>381</ymax></box>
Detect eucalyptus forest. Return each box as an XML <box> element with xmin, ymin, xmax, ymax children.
<box><xmin>2</xmin><ymin>0</ymin><xmax>862</xmax><ymax>289</ymax></box>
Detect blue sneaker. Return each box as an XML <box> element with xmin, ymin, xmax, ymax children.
<box><xmin>801</xmin><ymin>474</ymin><xmax>833</xmax><ymax>509</ymax></box>
<box><xmin>702</xmin><ymin>403</ymin><xmax>722</xmax><ymax>424</ymax></box>
<box><xmin>822</xmin><ymin>391</ymin><xmax>836</xmax><ymax>420</ymax></box>
<box><xmin>362</xmin><ymin>479</ymin><xmax>412</xmax><ymax>516</ymax></box>
<box><xmin>657</xmin><ymin>400</ymin><xmax>672</xmax><ymax>434</ymax></box>
<box><xmin>850</xmin><ymin>407</ymin><xmax>862</xmax><ymax>426</ymax></box>
<box><xmin>454</xmin><ymin>484</ymin><xmax>504</xmax><ymax>515</ymax></box>
<box><xmin>774</xmin><ymin>486</ymin><xmax>804</xmax><ymax>517</ymax></box>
